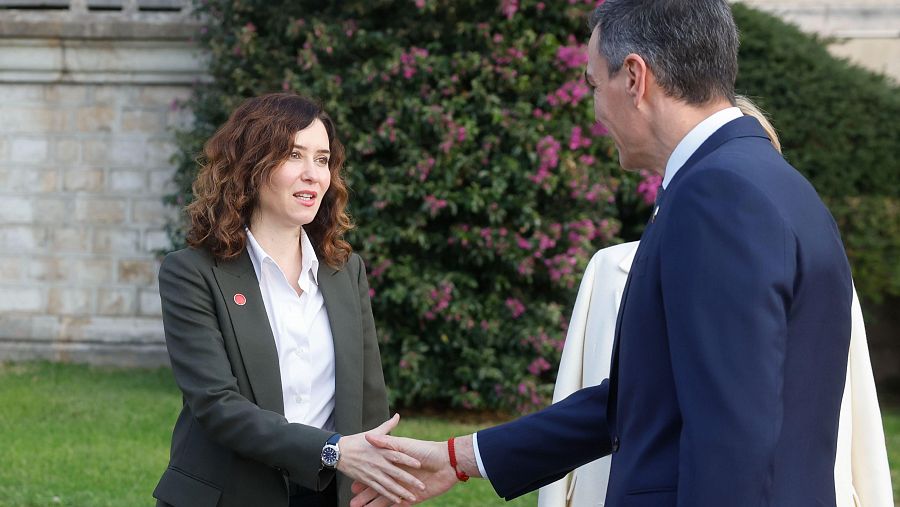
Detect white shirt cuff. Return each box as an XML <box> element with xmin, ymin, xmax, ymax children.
<box><xmin>471</xmin><ymin>432</ymin><xmax>490</xmax><ymax>480</ymax></box>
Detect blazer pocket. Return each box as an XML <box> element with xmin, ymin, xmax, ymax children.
<box><xmin>622</xmin><ymin>487</ymin><xmax>676</xmax><ymax>507</ymax></box>
<box><xmin>153</xmin><ymin>466</ymin><xmax>222</xmax><ymax>507</ymax></box>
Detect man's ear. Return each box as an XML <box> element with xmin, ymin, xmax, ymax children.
<box><xmin>622</xmin><ymin>53</ymin><xmax>648</xmax><ymax>108</ymax></box>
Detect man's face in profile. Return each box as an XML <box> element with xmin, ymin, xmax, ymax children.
<box><xmin>585</xmin><ymin>28</ymin><xmax>647</xmax><ymax>172</ymax></box>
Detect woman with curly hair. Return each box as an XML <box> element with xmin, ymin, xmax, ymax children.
<box><xmin>153</xmin><ymin>93</ymin><xmax>422</xmax><ymax>507</ymax></box>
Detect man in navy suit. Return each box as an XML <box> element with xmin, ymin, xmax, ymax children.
<box><xmin>352</xmin><ymin>1</ymin><xmax>853</xmax><ymax>505</ymax></box>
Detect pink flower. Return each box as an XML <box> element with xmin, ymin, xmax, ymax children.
<box><xmin>546</xmin><ymin>80</ymin><xmax>590</xmax><ymax>107</ymax></box>
<box><xmin>516</xmin><ymin>234</ymin><xmax>531</xmax><ymax>250</ymax></box>
<box><xmin>505</xmin><ymin>298</ymin><xmax>526</xmax><ymax>319</ymax></box>
<box><xmin>568</xmin><ymin>126</ymin><xmax>592</xmax><ymax>151</ymax></box>
<box><xmin>591</xmin><ymin>121</ymin><xmax>609</xmax><ymax>137</ymax></box>
<box><xmin>424</xmin><ymin>195</ymin><xmax>448</xmax><ymax>216</ymax></box>
<box><xmin>424</xmin><ymin>281</ymin><xmax>454</xmax><ymax>320</ymax></box>
<box><xmin>399</xmin><ymin>47</ymin><xmax>429</xmax><ymax>79</ymax></box>
<box><xmin>556</xmin><ymin>42</ymin><xmax>588</xmax><ymax>70</ymax></box>
<box><xmin>344</xmin><ymin>20</ymin><xmax>358</xmax><ymax>37</ymax></box>
<box><xmin>538</xmin><ymin>233</ymin><xmax>556</xmax><ymax>251</ymax></box>
<box><xmin>527</xmin><ymin>357</ymin><xmax>551</xmax><ymax>376</ymax></box>
<box><xmin>414</xmin><ymin>0</ymin><xmax>425</xmax><ymax>7</ymax></box>
<box><xmin>500</xmin><ymin>0</ymin><xmax>519</xmax><ymax>19</ymax></box>
<box><xmin>517</xmin><ymin>258</ymin><xmax>534</xmax><ymax>276</ymax></box>
<box><xmin>636</xmin><ymin>170</ymin><xmax>663</xmax><ymax>206</ymax></box>
<box><xmin>416</xmin><ymin>157</ymin><xmax>435</xmax><ymax>182</ymax></box>
<box><xmin>530</xmin><ymin>135</ymin><xmax>561</xmax><ymax>187</ymax></box>
<box><xmin>370</xmin><ymin>259</ymin><xmax>393</xmax><ymax>279</ymax></box>
<box><xmin>507</xmin><ymin>47</ymin><xmax>525</xmax><ymax>59</ymax></box>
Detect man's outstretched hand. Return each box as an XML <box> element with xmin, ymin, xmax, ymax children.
<box><xmin>336</xmin><ymin>414</ymin><xmax>425</xmax><ymax>505</ymax></box>
<box><xmin>349</xmin><ymin>434</ymin><xmax>479</xmax><ymax>506</ymax></box>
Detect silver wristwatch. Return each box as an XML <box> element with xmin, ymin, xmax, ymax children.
<box><xmin>321</xmin><ymin>433</ymin><xmax>341</xmax><ymax>469</ymax></box>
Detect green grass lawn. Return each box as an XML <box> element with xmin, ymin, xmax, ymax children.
<box><xmin>0</xmin><ymin>361</ymin><xmax>897</xmax><ymax>506</ymax></box>
<box><xmin>0</xmin><ymin>362</ymin><xmax>534</xmax><ymax>507</ymax></box>
<box><xmin>884</xmin><ymin>402</ymin><xmax>900</xmax><ymax>503</ymax></box>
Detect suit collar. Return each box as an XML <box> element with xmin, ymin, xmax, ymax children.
<box><xmin>666</xmin><ymin>115</ymin><xmax>772</xmax><ymax>194</ymax></box>
<box><xmin>662</xmin><ymin>107</ymin><xmax>743</xmax><ymax>189</ymax></box>
<box><xmin>215</xmin><ymin>247</ymin><xmax>256</xmax><ymax>278</ymax></box>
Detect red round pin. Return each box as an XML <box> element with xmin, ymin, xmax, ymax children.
<box><xmin>233</xmin><ymin>293</ymin><xmax>247</xmax><ymax>306</ymax></box>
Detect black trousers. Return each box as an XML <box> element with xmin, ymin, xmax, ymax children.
<box><xmin>289</xmin><ymin>479</ymin><xmax>337</xmax><ymax>507</ymax></box>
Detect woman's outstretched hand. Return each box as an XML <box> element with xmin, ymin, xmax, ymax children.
<box><xmin>349</xmin><ymin>434</ymin><xmax>472</xmax><ymax>506</ymax></box>
<box><xmin>336</xmin><ymin>414</ymin><xmax>427</xmax><ymax>504</ymax></box>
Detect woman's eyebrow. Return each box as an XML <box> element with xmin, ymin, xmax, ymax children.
<box><xmin>292</xmin><ymin>144</ymin><xmax>330</xmax><ymax>155</ymax></box>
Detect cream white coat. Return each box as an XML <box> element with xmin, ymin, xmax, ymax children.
<box><xmin>537</xmin><ymin>242</ymin><xmax>893</xmax><ymax>507</ymax></box>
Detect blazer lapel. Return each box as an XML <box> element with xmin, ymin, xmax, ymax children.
<box><xmin>317</xmin><ymin>263</ymin><xmax>364</xmax><ymax>435</ymax></box>
<box><xmin>212</xmin><ymin>250</ymin><xmax>285</xmax><ymax>415</ymax></box>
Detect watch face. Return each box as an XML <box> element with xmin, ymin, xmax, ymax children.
<box><xmin>322</xmin><ymin>445</ymin><xmax>339</xmax><ymax>467</ymax></box>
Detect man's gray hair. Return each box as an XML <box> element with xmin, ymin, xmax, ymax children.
<box><xmin>589</xmin><ymin>0</ymin><xmax>738</xmax><ymax>105</ymax></box>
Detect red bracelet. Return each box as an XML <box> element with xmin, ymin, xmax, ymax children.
<box><xmin>447</xmin><ymin>437</ymin><xmax>470</xmax><ymax>482</ymax></box>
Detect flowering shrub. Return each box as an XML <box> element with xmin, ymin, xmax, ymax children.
<box><xmin>170</xmin><ymin>0</ymin><xmax>899</xmax><ymax>410</ymax></box>
<box><xmin>169</xmin><ymin>0</ymin><xmax>627</xmax><ymax>412</ymax></box>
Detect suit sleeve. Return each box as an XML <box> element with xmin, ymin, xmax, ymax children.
<box><xmin>353</xmin><ymin>254</ymin><xmax>390</xmax><ymax>430</ymax></box>
<box><xmin>159</xmin><ymin>251</ymin><xmax>334</xmax><ymax>490</ymax></box>
<box><xmin>477</xmin><ymin>380</ymin><xmax>612</xmax><ymax>501</ymax></box>
<box><xmin>660</xmin><ymin>170</ymin><xmax>794</xmax><ymax>505</ymax></box>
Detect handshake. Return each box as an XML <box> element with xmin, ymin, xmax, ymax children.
<box><xmin>342</xmin><ymin>414</ymin><xmax>480</xmax><ymax>507</ymax></box>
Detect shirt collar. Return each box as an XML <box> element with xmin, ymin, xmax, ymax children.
<box><xmin>299</xmin><ymin>228</ymin><xmax>320</xmax><ymax>285</ymax></box>
<box><xmin>245</xmin><ymin>227</ymin><xmax>320</xmax><ymax>286</ymax></box>
<box><xmin>662</xmin><ymin>106</ymin><xmax>743</xmax><ymax>189</ymax></box>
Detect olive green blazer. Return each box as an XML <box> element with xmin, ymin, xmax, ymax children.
<box><xmin>153</xmin><ymin>247</ymin><xmax>389</xmax><ymax>507</ymax></box>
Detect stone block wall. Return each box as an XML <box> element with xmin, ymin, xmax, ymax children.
<box><xmin>0</xmin><ymin>2</ymin><xmax>202</xmax><ymax>366</ymax></box>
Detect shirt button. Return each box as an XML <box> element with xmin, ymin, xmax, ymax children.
<box><xmin>295</xmin><ymin>395</ymin><xmax>304</xmax><ymax>404</ymax></box>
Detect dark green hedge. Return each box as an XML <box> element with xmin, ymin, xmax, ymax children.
<box><xmin>732</xmin><ymin>4</ymin><xmax>900</xmax><ymax>303</ymax></box>
<box><xmin>168</xmin><ymin>0</ymin><xmax>900</xmax><ymax>410</ymax></box>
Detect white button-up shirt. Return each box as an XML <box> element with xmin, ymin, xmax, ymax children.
<box><xmin>246</xmin><ymin>228</ymin><xmax>336</xmax><ymax>430</ymax></box>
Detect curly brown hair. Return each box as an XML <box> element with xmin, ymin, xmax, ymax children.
<box><xmin>186</xmin><ymin>93</ymin><xmax>353</xmax><ymax>267</ymax></box>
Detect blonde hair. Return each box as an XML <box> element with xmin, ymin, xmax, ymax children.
<box><xmin>735</xmin><ymin>95</ymin><xmax>781</xmax><ymax>153</ymax></box>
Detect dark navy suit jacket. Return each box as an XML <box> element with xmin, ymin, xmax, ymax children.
<box><xmin>478</xmin><ymin>117</ymin><xmax>852</xmax><ymax>506</ymax></box>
